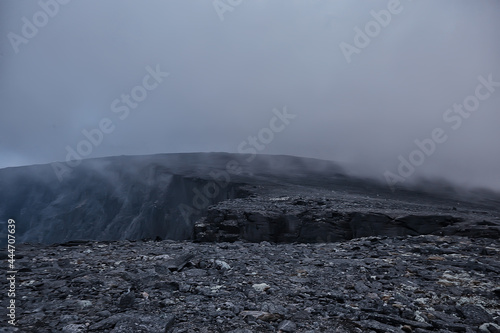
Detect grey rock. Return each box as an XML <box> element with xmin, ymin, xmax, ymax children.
<box><xmin>184</xmin><ymin>268</ymin><xmax>207</xmax><ymax>277</ymax></box>
<box><xmin>479</xmin><ymin>323</ymin><xmax>500</xmax><ymax>333</ymax></box>
<box><xmin>457</xmin><ymin>304</ymin><xmax>493</xmax><ymax>325</ymax></box>
<box><xmin>89</xmin><ymin>314</ymin><xmax>129</xmax><ymax>330</ymax></box>
<box><xmin>278</xmin><ymin>320</ymin><xmax>297</xmax><ymax>332</ymax></box>
<box><xmin>62</xmin><ymin>324</ymin><xmax>86</xmax><ymax>333</ymax></box>
<box><xmin>358</xmin><ymin>319</ymin><xmax>406</xmax><ymax>332</ymax></box>
<box><xmin>118</xmin><ymin>292</ymin><xmax>135</xmax><ymax>309</ymax></box>
<box><xmin>354</xmin><ymin>281</ymin><xmax>369</xmax><ymax>293</ymax></box>
<box><xmin>110</xmin><ymin>314</ymin><xmax>175</xmax><ymax>333</ymax></box>
<box><xmin>60</xmin><ymin>314</ymin><xmax>80</xmax><ymax>323</ymax></box>
<box><xmin>0</xmin><ymin>328</ymin><xmax>20</xmax><ymax>333</ymax></box>
<box><xmin>167</xmin><ymin>253</ymin><xmax>194</xmax><ymax>272</ymax></box>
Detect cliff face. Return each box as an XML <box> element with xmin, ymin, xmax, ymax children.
<box><xmin>12</xmin><ymin>173</ymin><xmax>242</xmax><ymax>244</ymax></box>
<box><xmin>0</xmin><ymin>154</ymin><xmax>251</xmax><ymax>245</ymax></box>
<box><xmin>194</xmin><ymin>192</ymin><xmax>500</xmax><ymax>244</ymax></box>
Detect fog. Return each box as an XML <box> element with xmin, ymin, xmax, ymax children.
<box><xmin>1</xmin><ymin>0</ymin><xmax>499</xmax><ymax>191</ymax></box>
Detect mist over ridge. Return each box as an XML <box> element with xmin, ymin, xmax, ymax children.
<box><xmin>1</xmin><ymin>0</ymin><xmax>499</xmax><ymax>192</ymax></box>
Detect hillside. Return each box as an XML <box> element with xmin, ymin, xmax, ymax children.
<box><xmin>1</xmin><ymin>153</ymin><xmax>499</xmax><ymax>246</ymax></box>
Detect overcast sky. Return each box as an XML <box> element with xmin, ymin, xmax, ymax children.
<box><xmin>1</xmin><ymin>0</ymin><xmax>499</xmax><ymax>190</ymax></box>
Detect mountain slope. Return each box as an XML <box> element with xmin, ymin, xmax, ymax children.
<box><xmin>0</xmin><ymin>152</ymin><xmax>499</xmax><ymax>245</ymax></box>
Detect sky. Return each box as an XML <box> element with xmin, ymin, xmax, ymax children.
<box><xmin>0</xmin><ymin>0</ymin><xmax>499</xmax><ymax>191</ymax></box>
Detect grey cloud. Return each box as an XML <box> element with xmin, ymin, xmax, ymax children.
<box><xmin>0</xmin><ymin>0</ymin><xmax>499</xmax><ymax>190</ymax></box>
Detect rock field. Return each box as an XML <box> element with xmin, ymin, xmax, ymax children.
<box><xmin>4</xmin><ymin>234</ymin><xmax>500</xmax><ymax>332</ymax></box>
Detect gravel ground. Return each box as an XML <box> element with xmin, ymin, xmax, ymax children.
<box><xmin>4</xmin><ymin>234</ymin><xmax>500</xmax><ymax>332</ymax></box>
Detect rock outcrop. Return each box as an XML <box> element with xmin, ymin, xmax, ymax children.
<box><xmin>194</xmin><ymin>195</ymin><xmax>500</xmax><ymax>243</ymax></box>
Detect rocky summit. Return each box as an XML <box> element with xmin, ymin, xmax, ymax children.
<box><xmin>1</xmin><ymin>153</ymin><xmax>500</xmax><ymax>332</ymax></box>
<box><xmin>6</xmin><ymin>234</ymin><xmax>500</xmax><ymax>332</ymax></box>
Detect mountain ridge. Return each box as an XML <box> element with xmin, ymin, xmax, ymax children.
<box><xmin>1</xmin><ymin>152</ymin><xmax>499</xmax><ymax>246</ymax></box>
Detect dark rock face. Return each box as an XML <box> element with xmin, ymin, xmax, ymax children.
<box><xmin>194</xmin><ymin>195</ymin><xmax>499</xmax><ymax>243</ymax></box>
<box><xmin>10</xmin><ymin>234</ymin><xmax>500</xmax><ymax>332</ymax></box>
<box><xmin>0</xmin><ymin>154</ymin><xmax>252</xmax><ymax>245</ymax></box>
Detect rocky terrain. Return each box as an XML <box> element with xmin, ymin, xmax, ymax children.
<box><xmin>194</xmin><ymin>187</ymin><xmax>500</xmax><ymax>244</ymax></box>
<box><xmin>1</xmin><ymin>153</ymin><xmax>500</xmax><ymax>332</ymax></box>
<box><xmin>4</xmin><ymin>234</ymin><xmax>500</xmax><ymax>332</ymax></box>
